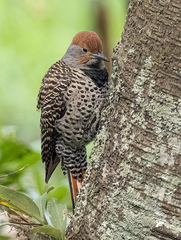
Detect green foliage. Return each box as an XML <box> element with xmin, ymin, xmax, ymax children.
<box><xmin>31</xmin><ymin>225</ymin><xmax>61</xmax><ymax>240</ymax></box>
<box><xmin>0</xmin><ymin>185</ymin><xmax>44</xmax><ymax>225</ymax></box>
<box><xmin>47</xmin><ymin>199</ymin><xmax>67</xmax><ymax>239</ymax></box>
<box><xmin>0</xmin><ymin>130</ymin><xmax>40</xmax><ymax>189</ymax></box>
<box><xmin>0</xmin><ymin>237</ymin><xmax>10</xmax><ymax>240</ymax></box>
<box><xmin>0</xmin><ymin>185</ymin><xmax>67</xmax><ymax>240</ymax></box>
<box><xmin>35</xmin><ymin>190</ymin><xmax>50</xmax><ymax>224</ymax></box>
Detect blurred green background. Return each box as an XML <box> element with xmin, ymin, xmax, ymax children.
<box><xmin>0</xmin><ymin>0</ymin><xmax>128</xmax><ymax>235</ymax></box>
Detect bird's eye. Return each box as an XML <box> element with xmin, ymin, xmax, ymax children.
<box><xmin>83</xmin><ymin>48</ymin><xmax>87</xmax><ymax>52</ymax></box>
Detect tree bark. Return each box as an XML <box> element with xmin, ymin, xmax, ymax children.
<box><xmin>66</xmin><ymin>0</ymin><xmax>181</xmax><ymax>239</ymax></box>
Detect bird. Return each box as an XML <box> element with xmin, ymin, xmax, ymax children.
<box><xmin>37</xmin><ymin>31</ymin><xmax>109</xmax><ymax>209</ymax></box>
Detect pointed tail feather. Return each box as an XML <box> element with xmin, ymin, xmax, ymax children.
<box><xmin>45</xmin><ymin>156</ymin><xmax>60</xmax><ymax>183</ymax></box>
<box><xmin>68</xmin><ymin>170</ymin><xmax>85</xmax><ymax>210</ymax></box>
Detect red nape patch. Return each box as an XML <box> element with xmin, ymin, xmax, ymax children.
<box><xmin>71</xmin><ymin>31</ymin><xmax>102</xmax><ymax>54</ymax></box>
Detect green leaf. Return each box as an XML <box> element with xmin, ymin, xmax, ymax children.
<box><xmin>0</xmin><ymin>133</ymin><xmax>40</xmax><ymax>188</ymax></box>
<box><xmin>0</xmin><ymin>235</ymin><xmax>10</xmax><ymax>240</ymax></box>
<box><xmin>47</xmin><ymin>198</ymin><xmax>67</xmax><ymax>239</ymax></box>
<box><xmin>0</xmin><ymin>185</ymin><xmax>44</xmax><ymax>224</ymax></box>
<box><xmin>31</xmin><ymin>225</ymin><xmax>61</xmax><ymax>240</ymax></box>
<box><xmin>36</xmin><ymin>187</ymin><xmax>54</xmax><ymax>224</ymax></box>
<box><xmin>36</xmin><ymin>191</ymin><xmax>48</xmax><ymax>224</ymax></box>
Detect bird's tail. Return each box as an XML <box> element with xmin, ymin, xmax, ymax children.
<box><xmin>68</xmin><ymin>170</ymin><xmax>85</xmax><ymax>210</ymax></box>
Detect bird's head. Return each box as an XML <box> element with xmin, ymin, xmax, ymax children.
<box><xmin>62</xmin><ymin>31</ymin><xmax>109</xmax><ymax>69</ymax></box>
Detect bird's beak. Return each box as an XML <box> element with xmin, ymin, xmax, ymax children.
<box><xmin>92</xmin><ymin>52</ymin><xmax>109</xmax><ymax>62</ymax></box>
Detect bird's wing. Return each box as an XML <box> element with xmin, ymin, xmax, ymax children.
<box><xmin>37</xmin><ymin>60</ymin><xmax>71</xmax><ymax>110</ymax></box>
<box><xmin>37</xmin><ymin>60</ymin><xmax>71</xmax><ymax>183</ymax></box>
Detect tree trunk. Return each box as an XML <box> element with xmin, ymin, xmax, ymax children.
<box><xmin>66</xmin><ymin>0</ymin><xmax>181</xmax><ymax>239</ymax></box>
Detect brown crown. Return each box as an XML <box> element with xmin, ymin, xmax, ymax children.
<box><xmin>71</xmin><ymin>31</ymin><xmax>102</xmax><ymax>54</ymax></box>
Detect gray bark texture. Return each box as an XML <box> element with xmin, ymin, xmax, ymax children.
<box><xmin>66</xmin><ymin>0</ymin><xmax>181</xmax><ymax>239</ymax></box>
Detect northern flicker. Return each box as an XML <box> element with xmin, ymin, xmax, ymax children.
<box><xmin>37</xmin><ymin>31</ymin><xmax>109</xmax><ymax>209</ymax></box>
